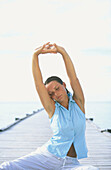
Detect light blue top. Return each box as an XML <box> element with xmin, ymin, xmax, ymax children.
<box><xmin>44</xmin><ymin>92</ymin><xmax>88</xmax><ymax>159</ymax></box>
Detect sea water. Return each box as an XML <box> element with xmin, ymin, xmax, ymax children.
<box><xmin>0</xmin><ymin>101</ymin><xmax>111</xmax><ymax>130</ymax></box>
<box><xmin>0</xmin><ymin>101</ymin><xmax>42</xmax><ymax>129</ymax></box>
<box><xmin>85</xmin><ymin>101</ymin><xmax>111</xmax><ymax>130</ymax></box>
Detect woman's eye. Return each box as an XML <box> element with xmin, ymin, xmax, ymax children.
<box><xmin>49</xmin><ymin>93</ymin><xmax>54</xmax><ymax>97</ymax></box>
<box><xmin>56</xmin><ymin>87</ymin><xmax>59</xmax><ymax>90</ymax></box>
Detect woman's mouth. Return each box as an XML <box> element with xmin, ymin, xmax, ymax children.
<box><xmin>57</xmin><ymin>95</ymin><xmax>62</xmax><ymax>99</ymax></box>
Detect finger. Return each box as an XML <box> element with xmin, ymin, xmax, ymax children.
<box><xmin>48</xmin><ymin>44</ymin><xmax>54</xmax><ymax>48</ymax></box>
<box><xmin>43</xmin><ymin>43</ymin><xmax>51</xmax><ymax>50</ymax></box>
<box><xmin>46</xmin><ymin>42</ymin><xmax>50</xmax><ymax>45</ymax></box>
<box><xmin>53</xmin><ymin>43</ymin><xmax>57</xmax><ymax>47</ymax></box>
<box><xmin>42</xmin><ymin>44</ymin><xmax>46</xmax><ymax>49</ymax></box>
<box><xmin>44</xmin><ymin>42</ymin><xmax>50</xmax><ymax>47</ymax></box>
<box><xmin>35</xmin><ymin>43</ymin><xmax>46</xmax><ymax>50</ymax></box>
<box><xmin>35</xmin><ymin>42</ymin><xmax>50</xmax><ymax>50</ymax></box>
<box><xmin>48</xmin><ymin>44</ymin><xmax>53</xmax><ymax>47</ymax></box>
<box><xmin>46</xmin><ymin>44</ymin><xmax>56</xmax><ymax>50</ymax></box>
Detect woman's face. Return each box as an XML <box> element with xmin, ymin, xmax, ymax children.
<box><xmin>45</xmin><ymin>81</ymin><xmax>68</xmax><ymax>103</ymax></box>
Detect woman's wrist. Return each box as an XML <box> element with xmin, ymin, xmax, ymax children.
<box><xmin>32</xmin><ymin>53</ymin><xmax>39</xmax><ymax>63</ymax></box>
<box><xmin>58</xmin><ymin>48</ymin><xmax>67</xmax><ymax>56</ymax></box>
<box><xmin>57</xmin><ymin>46</ymin><xmax>65</xmax><ymax>54</ymax></box>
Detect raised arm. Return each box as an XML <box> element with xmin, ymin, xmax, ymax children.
<box><xmin>54</xmin><ymin>44</ymin><xmax>85</xmax><ymax>113</ymax></box>
<box><xmin>32</xmin><ymin>42</ymin><xmax>56</xmax><ymax>118</ymax></box>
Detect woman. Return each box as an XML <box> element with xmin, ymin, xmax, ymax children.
<box><xmin>0</xmin><ymin>42</ymin><xmax>99</xmax><ymax>170</ymax></box>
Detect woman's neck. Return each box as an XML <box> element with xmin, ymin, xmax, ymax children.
<box><xmin>60</xmin><ymin>95</ymin><xmax>69</xmax><ymax>110</ymax></box>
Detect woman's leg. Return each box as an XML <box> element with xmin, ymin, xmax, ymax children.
<box><xmin>0</xmin><ymin>146</ymin><xmax>63</xmax><ymax>170</ymax></box>
<box><xmin>60</xmin><ymin>156</ymin><xmax>99</xmax><ymax>170</ymax></box>
<box><xmin>0</xmin><ymin>149</ymin><xmax>50</xmax><ymax>170</ymax></box>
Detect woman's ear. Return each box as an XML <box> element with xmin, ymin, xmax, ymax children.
<box><xmin>63</xmin><ymin>82</ymin><xmax>66</xmax><ymax>88</ymax></box>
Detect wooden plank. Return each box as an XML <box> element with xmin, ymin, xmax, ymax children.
<box><xmin>0</xmin><ymin>109</ymin><xmax>111</xmax><ymax>170</ymax></box>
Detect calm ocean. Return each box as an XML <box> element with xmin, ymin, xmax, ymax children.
<box><xmin>0</xmin><ymin>101</ymin><xmax>111</xmax><ymax>130</ymax></box>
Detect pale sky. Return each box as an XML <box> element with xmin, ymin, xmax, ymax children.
<box><xmin>0</xmin><ymin>0</ymin><xmax>111</xmax><ymax>102</ymax></box>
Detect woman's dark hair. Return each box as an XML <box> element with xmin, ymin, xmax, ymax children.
<box><xmin>44</xmin><ymin>76</ymin><xmax>69</xmax><ymax>94</ymax></box>
<box><xmin>44</xmin><ymin>76</ymin><xmax>63</xmax><ymax>85</ymax></box>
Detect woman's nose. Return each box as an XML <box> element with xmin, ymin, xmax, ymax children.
<box><xmin>54</xmin><ymin>91</ymin><xmax>58</xmax><ymax>97</ymax></box>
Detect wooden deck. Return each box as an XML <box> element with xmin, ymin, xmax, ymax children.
<box><xmin>0</xmin><ymin>109</ymin><xmax>111</xmax><ymax>170</ymax></box>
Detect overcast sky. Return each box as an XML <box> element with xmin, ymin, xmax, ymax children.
<box><xmin>0</xmin><ymin>0</ymin><xmax>111</xmax><ymax>102</ymax></box>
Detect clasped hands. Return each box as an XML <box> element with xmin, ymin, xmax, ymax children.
<box><xmin>35</xmin><ymin>42</ymin><xmax>64</xmax><ymax>55</ymax></box>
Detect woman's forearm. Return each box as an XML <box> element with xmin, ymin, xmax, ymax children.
<box><xmin>59</xmin><ymin>48</ymin><xmax>77</xmax><ymax>81</ymax></box>
<box><xmin>32</xmin><ymin>54</ymin><xmax>43</xmax><ymax>89</ymax></box>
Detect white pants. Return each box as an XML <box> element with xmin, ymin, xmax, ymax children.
<box><xmin>0</xmin><ymin>146</ymin><xmax>99</xmax><ymax>170</ymax></box>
